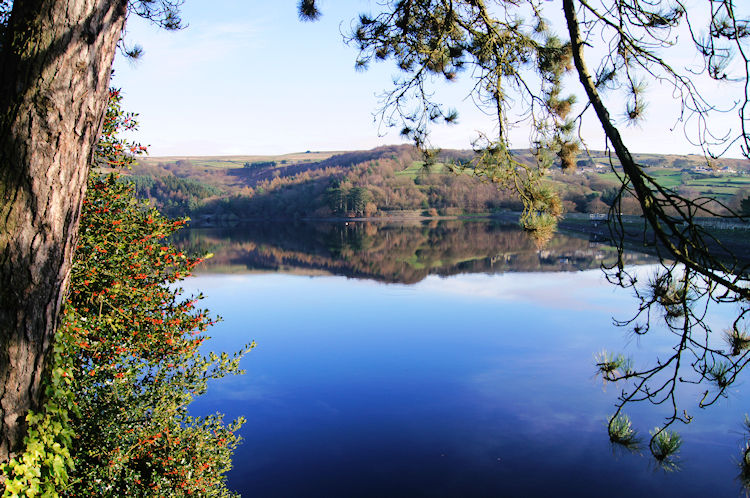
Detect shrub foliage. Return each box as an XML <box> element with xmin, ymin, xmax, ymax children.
<box><xmin>2</xmin><ymin>90</ymin><xmax>251</xmax><ymax>496</ymax></box>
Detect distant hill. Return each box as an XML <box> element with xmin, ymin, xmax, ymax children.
<box><xmin>115</xmin><ymin>145</ymin><xmax>750</xmax><ymax>222</ymax></box>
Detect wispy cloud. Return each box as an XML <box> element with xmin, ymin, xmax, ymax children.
<box><xmin>123</xmin><ymin>18</ymin><xmax>266</xmax><ymax>73</ymax></box>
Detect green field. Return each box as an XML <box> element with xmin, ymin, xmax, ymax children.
<box><xmin>394</xmin><ymin>161</ymin><xmax>452</xmax><ymax>178</ymax></box>
<box><xmin>139</xmin><ymin>151</ymin><xmax>342</xmax><ymax>170</ymax></box>
<box><xmin>596</xmin><ymin>167</ymin><xmax>750</xmax><ymax>199</ymax></box>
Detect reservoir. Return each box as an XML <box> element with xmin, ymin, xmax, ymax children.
<box><xmin>179</xmin><ymin>220</ymin><xmax>748</xmax><ymax>497</ymax></box>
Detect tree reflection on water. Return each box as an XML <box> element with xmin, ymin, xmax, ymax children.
<box><xmin>175</xmin><ymin>219</ymin><xmax>750</xmax><ymax>489</ymax></box>
<box><xmin>173</xmin><ymin>219</ymin><xmax>655</xmax><ymax>282</ymax></box>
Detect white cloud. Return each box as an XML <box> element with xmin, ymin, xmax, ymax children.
<box><xmin>413</xmin><ymin>270</ymin><xmax>628</xmax><ymax>312</ymax></box>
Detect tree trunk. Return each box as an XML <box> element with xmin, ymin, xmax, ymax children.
<box><xmin>0</xmin><ymin>0</ymin><xmax>126</xmax><ymax>462</ymax></box>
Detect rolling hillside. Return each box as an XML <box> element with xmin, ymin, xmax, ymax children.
<box><xmin>114</xmin><ymin>145</ymin><xmax>750</xmax><ymax>223</ymax></box>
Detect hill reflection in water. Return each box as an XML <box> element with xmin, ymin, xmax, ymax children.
<box><xmin>174</xmin><ymin>219</ymin><xmax>657</xmax><ymax>283</ymax></box>
<box><xmin>179</xmin><ymin>220</ymin><xmax>750</xmax><ymax>496</ymax></box>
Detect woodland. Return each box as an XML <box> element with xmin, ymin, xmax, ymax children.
<box><xmin>124</xmin><ymin>146</ymin><xmax>750</xmax><ymax>221</ymax></box>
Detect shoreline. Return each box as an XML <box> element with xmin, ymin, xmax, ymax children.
<box><xmin>184</xmin><ymin>210</ymin><xmax>750</xmax><ymax>267</ymax></box>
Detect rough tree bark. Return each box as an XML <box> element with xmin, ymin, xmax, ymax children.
<box><xmin>0</xmin><ymin>0</ymin><xmax>127</xmax><ymax>462</ymax></box>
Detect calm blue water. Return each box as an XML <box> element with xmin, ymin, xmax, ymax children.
<box><xmin>180</xmin><ymin>224</ymin><xmax>749</xmax><ymax>497</ymax></box>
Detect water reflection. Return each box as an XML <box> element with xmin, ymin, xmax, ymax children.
<box><xmin>174</xmin><ymin>219</ymin><xmax>657</xmax><ymax>282</ymax></box>
<box><xmin>177</xmin><ymin>221</ymin><xmax>749</xmax><ymax>495</ymax></box>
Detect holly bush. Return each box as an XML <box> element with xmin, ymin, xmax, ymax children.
<box><xmin>3</xmin><ymin>90</ymin><xmax>252</xmax><ymax>496</ymax></box>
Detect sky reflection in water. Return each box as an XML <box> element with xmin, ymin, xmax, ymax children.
<box><xmin>181</xmin><ymin>224</ymin><xmax>748</xmax><ymax>497</ymax></box>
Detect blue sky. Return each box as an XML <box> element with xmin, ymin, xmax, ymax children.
<box><xmin>113</xmin><ymin>1</ymin><xmax>747</xmax><ymax>158</ymax></box>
